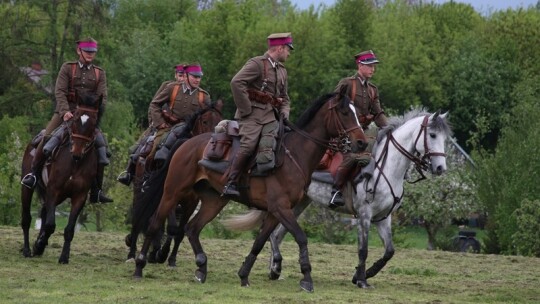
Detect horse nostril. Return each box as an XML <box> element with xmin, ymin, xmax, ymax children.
<box><xmin>358</xmin><ymin>140</ymin><xmax>367</xmax><ymax>151</ymax></box>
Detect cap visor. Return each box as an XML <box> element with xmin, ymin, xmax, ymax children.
<box><xmin>81</xmin><ymin>48</ymin><xmax>97</xmax><ymax>52</ymax></box>
<box><xmin>286</xmin><ymin>43</ymin><xmax>294</xmax><ymax>50</ymax></box>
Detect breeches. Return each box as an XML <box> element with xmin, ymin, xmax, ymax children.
<box><xmin>238</xmin><ymin>119</ymin><xmax>278</xmax><ymax>157</ymax></box>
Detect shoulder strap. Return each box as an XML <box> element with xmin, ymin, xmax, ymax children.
<box><xmin>198</xmin><ymin>91</ymin><xmax>206</xmax><ymax>109</ymax></box>
<box><xmin>350</xmin><ymin>78</ymin><xmax>356</xmax><ymax>101</ymax></box>
<box><xmin>169</xmin><ymin>83</ymin><xmax>180</xmax><ymax>109</ymax></box>
<box><xmin>94</xmin><ymin>68</ymin><xmax>100</xmax><ymax>91</ymax></box>
<box><xmin>70</xmin><ymin>63</ymin><xmax>77</xmax><ymax>95</ymax></box>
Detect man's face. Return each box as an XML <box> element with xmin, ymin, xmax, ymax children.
<box><xmin>77</xmin><ymin>48</ymin><xmax>97</xmax><ymax>63</ymax></box>
<box><xmin>175</xmin><ymin>72</ymin><xmax>185</xmax><ymax>83</ymax></box>
<box><xmin>276</xmin><ymin>45</ymin><xmax>291</xmax><ymax>63</ymax></box>
<box><xmin>187</xmin><ymin>74</ymin><xmax>201</xmax><ymax>88</ymax></box>
<box><xmin>357</xmin><ymin>63</ymin><xmax>376</xmax><ymax>79</ymax></box>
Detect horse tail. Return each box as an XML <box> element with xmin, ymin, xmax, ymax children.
<box><xmin>132</xmin><ymin>137</ymin><xmax>190</xmax><ymax>233</ymax></box>
<box><xmin>221</xmin><ymin>209</ymin><xmax>267</xmax><ymax>231</ymax></box>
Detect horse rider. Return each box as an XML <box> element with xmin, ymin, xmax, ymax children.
<box><xmin>117</xmin><ymin>63</ymin><xmax>187</xmax><ymax>186</ymax></box>
<box><xmin>222</xmin><ymin>32</ymin><xmax>293</xmax><ymax>196</ymax></box>
<box><xmin>149</xmin><ymin>63</ymin><xmax>211</xmax><ymax>168</ymax></box>
<box><xmin>329</xmin><ymin>50</ymin><xmax>388</xmax><ymax>208</ymax></box>
<box><xmin>21</xmin><ymin>37</ymin><xmax>113</xmax><ymax>204</ymax></box>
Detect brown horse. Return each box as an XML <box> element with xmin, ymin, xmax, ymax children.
<box><xmin>20</xmin><ymin>91</ymin><xmax>101</xmax><ymax>264</ymax></box>
<box><xmin>133</xmin><ymin>93</ymin><xmax>367</xmax><ymax>292</ymax></box>
<box><xmin>126</xmin><ymin>100</ymin><xmax>223</xmax><ymax>265</ymax></box>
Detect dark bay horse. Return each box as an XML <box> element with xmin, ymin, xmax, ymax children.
<box><xmin>126</xmin><ymin>100</ymin><xmax>223</xmax><ymax>265</ymax></box>
<box><xmin>20</xmin><ymin>92</ymin><xmax>102</xmax><ymax>264</ymax></box>
<box><xmin>133</xmin><ymin>93</ymin><xmax>366</xmax><ymax>292</ymax></box>
<box><xmin>261</xmin><ymin>108</ymin><xmax>451</xmax><ymax>288</ymax></box>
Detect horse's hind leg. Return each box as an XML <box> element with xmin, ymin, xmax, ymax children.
<box><xmin>59</xmin><ymin>196</ymin><xmax>86</xmax><ymax>264</ymax></box>
<box><xmin>21</xmin><ymin>187</ymin><xmax>35</xmax><ymax>257</ymax></box>
<box><xmin>186</xmin><ymin>191</ymin><xmax>227</xmax><ymax>283</ymax></box>
<box><xmin>366</xmin><ymin>217</ymin><xmax>394</xmax><ymax>279</ymax></box>
<box><xmin>268</xmin><ymin>197</ymin><xmax>311</xmax><ymax>280</ymax></box>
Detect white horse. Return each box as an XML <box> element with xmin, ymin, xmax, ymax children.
<box><xmin>224</xmin><ymin>108</ymin><xmax>451</xmax><ymax>288</ymax></box>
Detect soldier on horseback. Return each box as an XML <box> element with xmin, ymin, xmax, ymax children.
<box><xmin>117</xmin><ymin>63</ymin><xmax>188</xmax><ymax>186</ymax></box>
<box><xmin>329</xmin><ymin>50</ymin><xmax>388</xmax><ymax>207</ymax></box>
<box><xmin>222</xmin><ymin>33</ymin><xmax>293</xmax><ymax>196</ymax></box>
<box><xmin>21</xmin><ymin>37</ymin><xmax>113</xmax><ymax>204</ymax></box>
<box><xmin>147</xmin><ymin>63</ymin><xmax>211</xmax><ymax>168</ymax></box>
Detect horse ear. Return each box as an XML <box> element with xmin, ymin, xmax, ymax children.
<box><xmin>440</xmin><ymin>111</ymin><xmax>448</xmax><ymax>119</ymax></box>
<box><xmin>432</xmin><ymin>110</ymin><xmax>440</xmax><ymax>120</ymax></box>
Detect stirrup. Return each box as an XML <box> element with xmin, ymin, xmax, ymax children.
<box><xmin>21</xmin><ymin>173</ymin><xmax>37</xmax><ymax>189</ymax></box>
<box><xmin>117</xmin><ymin>171</ymin><xmax>132</xmax><ymax>186</ymax></box>
<box><xmin>221</xmin><ymin>183</ymin><xmax>239</xmax><ymax>197</ymax></box>
<box><xmin>328</xmin><ymin>190</ymin><xmax>344</xmax><ymax>209</ymax></box>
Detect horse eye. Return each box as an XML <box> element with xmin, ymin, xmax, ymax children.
<box><xmin>430</xmin><ymin>133</ymin><xmax>436</xmax><ymax>139</ymax></box>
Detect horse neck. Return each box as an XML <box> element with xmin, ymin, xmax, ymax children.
<box><xmin>376</xmin><ymin>118</ymin><xmax>422</xmax><ymax>181</ymax></box>
<box><xmin>285</xmin><ymin>120</ymin><xmax>331</xmax><ymax>175</ymax></box>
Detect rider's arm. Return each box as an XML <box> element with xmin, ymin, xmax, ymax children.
<box><xmin>230</xmin><ymin>58</ymin><xmax>260</xmax><ymax>118</ymax></box>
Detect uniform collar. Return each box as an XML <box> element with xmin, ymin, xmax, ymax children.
<box><xmin>356</xmin><ymin>74</ymin><xmax>368</xmax><ymax>86</ymax></box>
<box><xmin>264</xmin><ymin>52</ymin><xmax>283</xmax><ymax>69</ymax></box>
<box><xmin>78</xmin><ymin>61</ymin><xmax>93</xmax><ymax>70</ymax></box>
<box><xmin>182</xmin><ymin>83</ymin><xmax>198</xmax><ymax>95</ymax></box>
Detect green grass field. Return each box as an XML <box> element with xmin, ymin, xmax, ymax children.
<box><xmin>0</xmin><ymin>225</ymin><xmax>538</xmax><ymax>304</ymax></box>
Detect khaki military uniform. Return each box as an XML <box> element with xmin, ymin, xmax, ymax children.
<box><xmin>335</xmin><ymin>74</ymin><xmax>387</xmax><ymax>129</ymax></box>
<box><xmin>44</xmin><ymin>61</ymin><xmax>107</xmax><ymax>135</ymax></box>
<box><xmin>149</xmin><ymin>81</ymin><xmax>210</xmax><ymax>128</ymax></box>
<box><xmin>231</xmin><ymin>52</ymin><xmax>290</xmax><ymax>154</ymax></box>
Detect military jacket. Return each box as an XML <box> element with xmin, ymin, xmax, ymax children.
<box><xmin>231</xmin><ymin>52</ymin><xmax>290</xmax><ymax>124</ymax></box>
<box><xmin>147</xmin><ymin>80</ymin><xmax>174</xmax><ymax>124</ymax></box>
<box><xmin>54</xmin><ymin>61</ymin><xmax>107</xmax><ymax>117</ymax></box>
<box><xmin>335</xmin><ymin>74</ymin><xmax>387</xmax><ymax>128</ymax></box>
<box><xmin>149</xmin><ymin>81</ymin><xmax>210</xmax><ymax>127</ymax></box>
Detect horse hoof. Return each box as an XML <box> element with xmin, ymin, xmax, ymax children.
<box><xmin>356</xmin><ymin>281</ymin><xmax>372</xmax><ymax>289</ymax></box>
<box><xmin>268</xmin><ymin>270</ymin><xmax>281</xmax><ymax>280</ymax></box>
<box><xmin>22</xmin><ymin>249</ymin><xmax>32</xmax><ymax>258</ymax></box>
<box><xmin>125</xmin><ymin>234</ymin><xmax>132</xmax><ymax>247</ymax></box>
<box><xmin>126</xmin><ymin>258</ymin><xmax>135</xmax><ymax>263</ymax></box>
<box><xmin>195</xmin><ymin>270</ymin><xmax>206</xmax><ymax>283</ymax></box>
<box><xmin>168</xmin><ymin>261</ymin><xmax>177</xmax><ymax>268</ymax></box>
<box><xmin>240</xmin><ymin>278</ymin><xmax>250</xmax><ymax>287</ymax></box>
<box><xmin>300</xmin><ymin>280</ymin><xmax>314</xmax><ymax>293</ymax></box>
<box><xmin>58</xmin><ymin>258</ymin><xmax>69</xmax><ymax>264</ymax></box>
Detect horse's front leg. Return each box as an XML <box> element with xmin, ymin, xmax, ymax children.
<box><xmin>270</xmin><ymin>205</ymin><xmax>313</xmax><ymax>293</ymax></box>
<box><xmin>156</xmin><ymin>210</ymin><xmax>177</xmax><ymax>264</ymax></box>
<box><xmin>352</xmin><ymin>208</ymin><xmax>372</xmax><ymax>288</ymax></box>
<box><xmin>33</xmin><ymin>203</ymin><xmax>56</xmax><ymax>256</ymax></box>
<box><xmin>21</xmin><ymin>187</ymin><xmax>34</xmax><ymax>257</ymax></box>
<box><xmin>168</xmin><ymin>202</ymin><xmax>197</xmax><ymax>268</ymax></box>
<box><xmin>186</xmin><ymin>192</ymin><xmax>228</xmax><ymax>283</ymax></box>
<box><xmin>133</xmin><ymin>194</ymin><xmax>177</xmax><ymax>278</ymax></box>
<box><xmin>268</xmin><ymin>197</ymin><xmax>311</xmax><ymax>280</ymax></box>
<box><xmin>366</xmin><ymin>216</ymin><xmax>395</xmax><ymax>278</ymax></box>
<box><xmin>59</xmin><ymin>195</ymin><xmax>86</xmax><ymax>264</ymax></box>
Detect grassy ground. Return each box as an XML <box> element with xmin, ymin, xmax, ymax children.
<box><xmin>1</xmin><ymin>225</ymin><xmax>538</xmax><ymax>304</ymax></box>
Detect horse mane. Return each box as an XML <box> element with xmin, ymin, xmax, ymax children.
<box><xmin>76</xmin><ymin>89</ymin><xmax>100</xmax><ymax>108</ymax></box>
<box><xmin>295</xmin><ymin>93</ymin><xmax>341</xmax><ymax>128</ymax></box>
<box><xmin>377</xmin><ymin>107</ymin><xmax>452</xmax><ymax>143</ymax></box>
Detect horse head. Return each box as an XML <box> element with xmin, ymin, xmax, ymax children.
<box><xmin>326</xmin><ymin>94</ymin><xmax>366</xmax><ymax>153</ymax></box>
<box><xmin>191</xmin><ymin>99</ymin><xmax>224</xmax><ymax>136</ymax></box>
<box><xmin>70</xmin><ymin>90</ymin><xmax>101</xmax><ymax>161</ymax></box>
<box><xmin>413</xmin><ymin>111</ymin><xmax>451</xmax><ymax>175</ymax></box>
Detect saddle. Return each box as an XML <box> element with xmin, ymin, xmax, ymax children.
<box><xmin>198</xmin><ymin>120</ymin><xmax>285</xmax><ymax>177</ymax></box>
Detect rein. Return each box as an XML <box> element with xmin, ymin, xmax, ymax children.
<box><xmin>367</xmin><ymin>115</ymin><xmax>446</xmax><ymax>222</ymax></box>
<box><xmin>282</xmin><ymin>98</ymin><xmax>362</xmax><ymax>189</ymax></box>
<box><xmin>284</xmin><ymin>99</ymin><xmax>361</xmax><ymax>153</ymax></box>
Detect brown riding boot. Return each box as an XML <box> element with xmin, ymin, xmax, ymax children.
<box><xmin>329</xmin><ymin>165</ymin><xmax>352</xmax><ymax>208</ymax></box>
<box><xmin>21</xmin><ymin>140</ymin><xmax>49</xmax><ymax>189</ymax></box>
<box><xmin>222</xmin><ymin>153</ymin><xmax>250</xmax><ymax>196</ymax></box>
<box><xmin>90</xmin><ymin>164</ymin><xmax>114</xmax><ymax>204</ymax></box>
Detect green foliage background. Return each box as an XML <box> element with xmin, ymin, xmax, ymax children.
<box><xmin>1</xmin><ymin>0</ymin><xmax>539</xmax><ymax>256</ymax></box>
